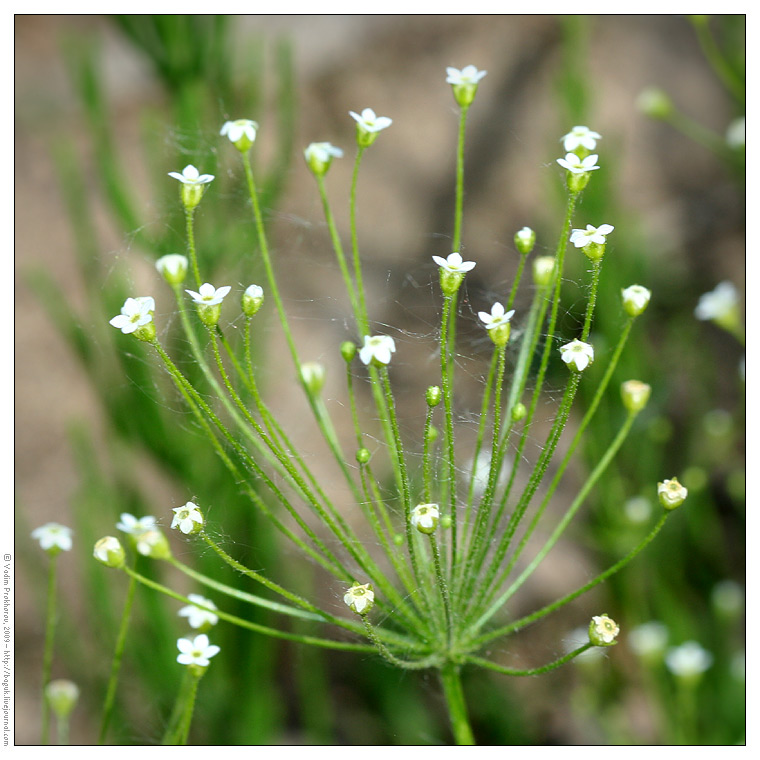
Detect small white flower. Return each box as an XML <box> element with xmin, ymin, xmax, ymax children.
<box><xmin>220</xmin><ymin>119</ymin><xmax>258</xmax><ymax>145</ymax></box>
<box><xmin>167</xmin><ymin>164</ymin><xmax>214</xmax><ymax>185</ymax></box>
<box><xmin>556</xmin><ymin>153</ymin><xmax>601</xmax><ymax>174</ymax></box>
<box><xmin>45</xmin><ymin>680</ymin><xmax>80</xmax><ymax>718</ymax></box>
<box><xmin>155</xmin><ymin>254</ymin><xmax>188</xmax><ymax>283</ymax></box>
<box><xmin>561</xmin><ymin>126</ymin><xmax>602</xmax><ymax>153</ymax></box>
<box><xmin>179</xmin><ymin>594</ymin><xmax>219</xmax><ymax>629</ymax></box>
<box><xmin>31</xmin><ymin>523</ymin><xmax>73</xmax><ymax>553</ymax></box>
<box><xmin>349</xmin><ymin>108</ymin><xmax>392</xmax><ymax>133</ymax></box>
<box><xmin>343</xmin><ymin>582</ymin><xmax>375</xmax><ymax>614</ymax></box>
<box><xmin>242</xmin><ymin>284</ymin><xmax>265</xmax><ymax>317</ymax></box>
<box><xmin>304</xmin><ymin>142</ymin><xmax>343</xmax><ymax>165</ymax></box>
<box><xmin>657</xmin><ymin>477</ymin><xmax>688</xmax><ymax>510</ymax></box>
<box><xmin>589</xmin><ymin>614</ymin><xmax>620</xmax><ymax>646</ymax></box>
<box><xmin>116</xmin><ymin>513</ymin><xmax>157</xmax><ymax>536</ymax></box>
<box><xmin>445</xmin><ymin>65</ymin><xmax>487</xmax><ymax>85</ymax></box>
<box><xmin>621</xmin><ymin>285</ymin><xmax>651</xmax><ymax>317</ymax></box>
<box><xmin>694</xmin><ymin>281</ymin><xmax>739</xmax><ymax>321</ymax></box>
<box><xmin>628</xmin><ymin>621</ymin><xmax>668</xmax><ymax>659</ymax></box>
<box><xmin>569</xmin><ymin>224</ymin><xmax>614</xmax><ymax>248</ymax></box>
<box><xmin>665</xmin><ymin>641</ymin><xmax>713</xmax><ymax>679</ymax></box>
<box><xmin>359</xmin><ymin>335</ymin><xmax>396</xmax><ymax>366</ymax></box>
<box><xmin>623</xmin><ymin>496</ymin><xmax>652</xmax><ymax>525</ymax></box>
<box><xmin>478</xmin><ymin>302</ymin><xmax>515</xmax><ymax>331</ymax></box>
<box><xmin>245</xmin><ymin>284</ymin><xmax>264</xmax><ymax>300</ymax></box>
<box><xmin>171</xmin><ymin>502</ymin><xmax>205</xmax><ymax>535</ymax></box>
<box><xmin>411</xmin><ymin>503</ymin><xmax>440</xmax><ymax>535</ymax></box>
<box><xmin>93</xmin><ymin>536</ymin><xmax>125</xmax><ymax>568</ymax></box>
<box><xmin>134</xmin><ymin>529</ymin><xmax>171</xmax><ymax>560</ymax></box>
<box><xmin>559</xmin><ymin>339</ymin><xmax>594</xmax><ymax>372</ymax></box>
<box><xmin>185</xmin><ymin>283</ymin><xmax>232</xmax><ymax>307</ymax></box>
<box><xmin>432</xmin><ymin>251</ymin><xmax>476</xmax><ymax>274</ymax></box>
<box><xmin>109</xmin><ymin>297</ymin><xmax>155</xmax><ymax>334</ymax></box>
<box><xmin>726</xmin><ymin>117</ymin><xmax>745</xmax><ymax>149</ymax></box>
<box><xmin>176</xmin><ymin>633</ymin><xmax>220</xmax><ymax>667</ymax></box>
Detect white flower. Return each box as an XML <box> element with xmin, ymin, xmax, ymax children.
<box><xmin>559</xmin><ymin>339</ymin><xmax>594</xmax><ymax>372</ymax></box>
<box><xmin>445</xmin><ymin>65</ymin><xmax>487</xmax><ymax>85</ymax></box>
<box><xmin>556</xmin><ymin>153</ymin><xmax>601</xmax><ymax>174</ymax></box>
<box><xmin>432</xmin><ymin>251</ymin><xmax>476</xmax><ymax>274</ymax></box>
<box><xmin>657</xmin><ymin>477</ymin><xmax>688</xmax><ymax>510</ymax></box>
<box><xmin>245</xmin><ymin>284</ymin><xmax>263</xmax><ymax>300</ymax></box>
<box><xmin>628</xmin><ymin>621</ymin><xmax>668</xmax><ymax>659</ymax></box>
<box><xmin>155</xmin><ymin>254</ymin><xmax>188</xmax><ymax>284</ymax></box>
<box><xmin>623</xmin><ymin>496</ymin><xmax>652</xmax><ymax>525</ymax></box>
<box><xmin>300</xmin><ymin>362</ymin><xmax>326</xmax><ymax>394</ymax></box>
<box><xmin>93</xmin><ymin>536</ymin><xmax>125</xmax><ymax>568</ymax></box>
<box><xmin>694</xmin><ymin>281</ymin><xmax>739</xmax><ymax>321</ymax></box>
<box><xmin>185</xmin><ymin>283</ymin><xmax>232</xmax><ymax>307</ymax></box>
<box><xmin>349</xmin><ymin>108</ymin><xmax>392</xmax><ymax>133</ymax></box>
<box><xmin>167</xmin><ymin>164</ymin><xmax>214</xmax><ymax>185</ymax></box>
<box><xmin>134</xmin><ymin>529</ymin><xmax>171</xmax><ymax>560</ymax></box>
<box><xmin>109</xmin><ymin>297</ymin><xmax>155</xmax><ymax>334</ymax></box>
<box><xmin>726</xmin><ymin>117</ymin><xmax>745</xmax><ymax>149</ymax></box>
<box><xmin>622</xmin><ymin>285</ymin><xmax>651</xmax><ymax>317</ymax></box>
<box><xmin>220</xmin><ymin>119</ymin><xmax>258</xmax><ymax>145</ymax></box>
<box><xmin>116</xmin><ymin>513</ymin><xmax>157</xmax><ymax>536</ymax></box>
<box><xmin>478</xmin><ymin>302</ymin><xmax>515</xmax><ymax>331</ymax></box>
<box><xmin>176</xmin><ymin>634</ymin><xmax>220</xmax><ymax>667</ymax></box>
<box><xmin>561</xmin><ymin>126</ymin><xmax>602</xmax><ymax>153</ymax></box>
<box><xmin>589</xmin><ymin>614</ymin><xmax>620</xmax><ymax>646</ymax></box>
<box><xmin>179</xmin><ymin>594</ymin><xmax>219</xmax><ymax>629</ymax></box>
<box><xmin>569</xmin><ymin>224</ymin><xmax>614</xmax><ymax>248</ymax></box>
<box><xmin>31</xmin><ymin>523</ymin><xmax>73</xmax><ymax>553</ymax></box>
<box><xmin>411</xmin><ymin>503</ymin><xmax>440</xmax><ymax>535</ymax></box>
<box><xmin>304</xmin><ymin>142</ymin><xmax>343</xmax><ymax>165</ymax></box>
<box><xmin>665</xmin><ymin>641</ymin><xmax>713</xmax><ymax>679</ymax></box>
<box><xmin>343</xmin><ymin>582</ymin><xmax>375</xmax><ymax>614</ymax></box>
<box><xmin>171</xmin><ymin>502</ymin><xmax>205</xmax><ymax>534</ymax></box>
<box><xmin>359</xmin><ymin>335</ymin><xmax>396</xmax><ymax>366</ymax></box>
<box><xmin>45</xmin><ymin>680</ymin><xmax>80</xmax><ymax>718</ymax></box>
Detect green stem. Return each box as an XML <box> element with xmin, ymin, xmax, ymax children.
<box><xmin>452</xmin><ymin>105</ymin><xmax>469</xmax><ymax>253</ymax></box>
<box><xmin>465</xmin><ymin>644</ymin><xmax>594</xmax><ymax>676</ymax></box>
<box><xmin>185</xmin><ymin>207</ymin><xmax>201</xmax><ymax>288</ymax></box>
<box><xmin>690</xmin><ymin>16</ymin><xmax>745</xmax><ymax>105</ymax></box>
<box><xmin>98</xmin><ymin>563</ymin><xmax>137</xmax><ymax>744</ymax></box>
<box><xmin>41</xmin><ymin>554</ymin><xmax>58</xmax><ymax>745</ymax></box>
<box><xmin>439</xmin><ymin>295</ymin><xmax>458</xmax><ymax>564</ymax></box>
<box><xmin>360</xmin><ymin>616</ymin><xmax>441</xmax><ymax>671</ymax></box>
<box><xmin>440</xmin><ymin>662</ymin><xmax>475</xmax><ymax>745</ymax></box>
<box><xmin>349</xmin><ymin>146</ymin><xmax>370</xmax><ymax>336</ymax></box>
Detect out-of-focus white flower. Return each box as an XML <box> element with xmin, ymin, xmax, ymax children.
<box><xmin>628</xmin><ymin>621</ymin><xmax>668</xmax><ymax>660</ymax></box>
<box><xmin>561</xmin><ymin>126</ymin><xmax>602</xmax><ymax>153</ymax></box>
<box><xmin>694</xmin><ymin>281</ymin><xmax>740</xmax><ymax>323</ymax></box>
<box><xmin>445</xmin><ymin>65</ymin><xmax>487</xmax><ymax>86</ymax></box>
<box><xmin>116</xmin><ymin>513</ymin><xmax>157</xmax><ymax>536</ymax></box>
<box><xmin>168</xmin><ymin>165</ymin><xmax>214</xmax><ymax>186</ymax></box>
<box><xmin>559</xmin><ymin>339</ymin><xmax>595</xmax><ymax>372</ymax></box>
<box><xmin>570</xmin><ymin>224</ymin><xmax>614</xmax><ymax>248</ymax></box>
<box><xmin>185</xmin><ymin>283</ymin><xmax>231</xmax><ymax>307</ymax></box>
<box><xmin>109</xmin><ymin>297</ymin><xmax>155</xmax><ymax>335</ymax></box>
<box><xmin>156</xmin><ymin>254</ymin><xmax>189</xmax><ymax>285</ymax></box>
<box><xmin>532</xmin><ymin>256</ymin><xmax>556</xmax><ymax>286</ymax></box>
<box><xmin>134</xmin><ymin>529</ymin><xmax>171</xmax><ymax>560</ymax></box>
<box><xmin>359</xmin><ymin>335</ymin><xmax>396</xmax><ymax>366</ymax></box>
<box><xmin>711</xmin><ymin>580</ymin><xmax>744</xmax><ymax>620</ymax></box>
<box><xmin>93</xmin><ymin>536</ymin><xmax>125</xmax><ymax>568</ymax></box>
<box><xmin>624</xmin><ymin>496</ymin><xmax>652</xmax><ymax>525</ymax></box>
<box><xmin>171</xmin><ymin>503</ymin><xmax>205</xmax><ymax>535</ymax></box>
<box><xmin>300</xmin><ymin>362</ymin><xmax>326</xmax><ymax>395</ymax></box>
<box><xmin>622</xmin><ymin>285</ymin><xmax>651</xmax><ymax>317</ymax></box>
<box><xmin>665</xmin><ymin>641</ymin><xmax>713</xmax><ymax>680</ymax></box>
<box><xmin>411</xmin><ymin>503</ymin><xmax>440</xmax><ymax>535</ymax></box>
<box><xmin>556</xmin><ymin>153</ymin><xmax>601</xmax><ymax>174</ymax></box>
<box><xmin>726</xmin><ymin>117</ymin><xmax>745</xmax><ymax>149</ymax></box>
<box><xmin>31</xmin><ymin>523</ymin><xmax>73</xmax><ymax>554</ymax></box>
<box><xmin>432</xmin><ymin>251</ymin><xmax>476</xmax><ymax>274</ymax></box>
<box><xmin>343</xmin><ymin>582</ymin><xmax>375</xmax><ymax>615</ymax></box>
<box><xmin>176</xmin><ymin>634</ymin><xmax>220</xmax><ymax>667</ymax></box>
<box><xmin>45</xmin><ymin>680</ymin><xmax>80</xmax><ymax>718</ymax></box>
<box><xmin>220</xmin><ymin>119</ymin><xmax>258</xmax><ymax>150</ymax></box>
<box><xmin>179</xmin><ymin>594</ymin><xmax>219</xmax><ymax>630</ymax></box>
<box><xmin>657</xmin><ymin>477</ymin><xmax>688</xmax><ymax>510</ymax></box>
<box><xmin>514</xmin><ymin>226</ymin><xmax>536</xmax><ymax>255</ymax></box>
<box><xmin>621</xmin><ymin>380</ymin><xmax>651</xmax><ymax>413</ymax></box>
<box><xmin>349</xmin><ymin>108</ymin><xmax>392</xmax><ymax>134</ymax></box>
<box><xmin>304</xmin><ymin>142</ymin><xmax>343</xmax><ymax>176</ymax></box>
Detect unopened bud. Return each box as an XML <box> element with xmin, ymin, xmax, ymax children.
<box><xmin>93</xmin><ymin>536</ymin><xmax>125</xmax><ymax>568</ymax></box>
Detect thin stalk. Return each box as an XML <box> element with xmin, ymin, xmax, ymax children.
<box><xmin>98</xmin><ymin>562</ymin><xmax>137</xmax><ymax>744</ymax></box>
<box><xmin>452</xmin><ymin>105</ymin><xmax>469</xmax><ymax>253</ymax></box>
<box><xmin>175</xmin><ymin>671</ymin><xmax>201</xmax><ymax>745</ymax></box>
<box><xmin>40</xmin><ymin>554</ymin><xmax>58</xmax><ymax>745</ymax></box>
<box><xmin>361</xmin><ymin>616</ymin><xmax>442</xmax><ymax>670</ymax></box>
<box><xmin>185</xmin><ymin>207</ymin><xmax>201</xmax><ymax>288</ymax></box>
<box><xmin>348</xmin><ymin>146</ymin><xmax>370</xmax><ymax>336</ymax></box>
<box><xmin>440</xmin><ymin>662</ymin><xmax>475</xmax><ymax>746</ymax></box>
<box><xmin>439</xmin><ymin>295</ymin><xmax>458</xmax><ymax>565</ymax></box>
<box><xmin>690</xmin><ymin>16</ymin><xmax>745</xmax><ymax>105</ymax></box>
<box><xmin>465</xmin><ymin>644</ymin><xmax>594</xmax><ymax>676</ymax></box>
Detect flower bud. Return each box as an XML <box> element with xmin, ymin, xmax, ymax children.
<box><xmin>304</xmin><ymin>142</ymin><xmax>343</xmax><ymax>177</ymax></box>
<box><xmin>511</xmin><ymin>402</ymin><xmax>527</xmax><ymax>421</ymax></box>
<box><xmin>588</xmin><ymin>614</ymin><xmax>620</xmax><ymax>647</ymax></box>
<box><xmin>343</xmin><ymin>582</ymin><xmax>375</xmax><ymax>615</ymax></box>
<box><xmin>242</xmin><ymin>284</ymin><xmax>264</xmax><ymax>317</ymax></box>
<box><xmin>156</xmin><ymin>254</ymin><xmax>189</xmax><ymax>285</ymax></box>
<box><xmin>621</xmin><ymin>285</ymin><xmax>652</xmax><ymax>317</ymax></box>
<box><xmin>621</xmin><ymin>380</ymin><xmax>651</xmax><ymax>413</ymax></box>
<box><xmin>657</xmin><ymin>477</ymin><xmax>688</xmax><ymax>511</ymax></box>
<box><xmin>93</xmin><ymin>536</ymin><xmax>126</xmax><ymax>568</ymax></box>
<box><xmin>514</xmin><ymin>227</ymin><xmax>536</xmax><ymax>255</ymax></box>
<box><xmin>532</xmin><ymin>256</ymin><xmax>556</xmax><ymax>287</ymax></box>
<box><xmin>411</xmin><ymin>503</ymin><xmax>440</xmax><ymax>535</ymax></box>
<box><xmin>356</xmin><ymin>448</ymin><xmax>371</xmax><ymax>465</ymax></box>
<box><xmin>45</xmin><ymin>680</ymin><xmax>79</xmax><ymax>719</ymax></box>
<box><xmin>426</xmin><ymin>386</ymin><xmax>442</xmax><ymax>407</ymax></box>
<box><xmin>441</xmin><ymin>515</ymin><xmax>453</xmax><ymax>530</ymax></box>
<box><xmin>340</xmin><ymin>341</ymin><xmax>357</xmax><ymax>364</ymax></box>
<box><xmin>300</xmin><ymin>362</ymin><xmax>326</xmax><ymax>395</ymax></box>
<box><xmin>135</xmin><ymin>529</ymin><xmax>172</xmax><ymax>560</ymax></box>
<box><xmin>393</xmin><ymin>533</ymin><xmax>405</xmax><ymax>546</ymax></box>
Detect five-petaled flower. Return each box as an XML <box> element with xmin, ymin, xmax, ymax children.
<box><xmin>478</xmin><ymin>302</ymin><xmax>515</xmax><ymax>332</ymax></box>
<box><xmin>185</xmin><ymin>283</ymin><xmax>232</xmax><ymax>307</ymax></box>
<box><xmin>171</xmin><ymin>502</ymin><xmax>205</xmax><ymax>534</ymax></box>
<box><xmin>657</xmin><ymin>477</ymin><xmax>688</xmax><ymax>511</ymax></box>
<box><xmin>588</xmin><ymin>614</ymin><xmax>620</xmax><ymax>647</ymax></box>
<box><xmin>359</xmin><ymin>335</ymin><xmax>396</xmax><ymax>366</ymax></box>
<box><xmin>556</xmin><ymin>153</ymin><xmax>601</xmax><ymax>174</ymax></box>
<box><xmin>304</xmin><ymin>142</ymin><xmax>344</xmax><ymax>176</ymax></box>
<box><xmin>411</xmin><ymin>503</ymin><xmax>440</xmax><ymax>535</ymax></box>
<box><xmin>570</xmin><ymin>224</ymin><xmax>614</xmax><ymax>248</ymax></box>
<box><xmin>179</xmin><ymin>594</ymin><xmax>219</xmax><ymax>630</ymax></box>
<box><xmin>167</xmin><ymin>164</ymin><xmax>215</xmax><ymax>186</ymax></box>
<box><xmin>116</xmin><ymin>513</ymin><xmax>157</xmax><ymax>536</ymax></box>
<box><xmin>560</xmin><ymin>339</ymin><xmax>595</xmax><ymax>372</ymax></box>
<box><xmin>694</xmin><ymin>281</ymin><xmax>739</xmax><ymax>322</ymax></box>
<box><xmin>349</xmin><ymin>108</ymin><xmax>393</xmax><ymax>134</ymax></box>
<box><xmin>176</xmin><ymin>634</ymin><xmax>220</xmax><ymax>668</ymax></box>
<box><xmin>432</xmin><ymin>251</ymin><xmax>476</xmax><ymax>274</ymax></box>
<box><xmin>220</xmin><ymin>119</ymin><xmax>258</xmax><ymax>151</ymax></box>
<box><xmin>561</xmin><ymin>126</ymin><xmax>602</xmax><ymax>153</ymax></box>
<box><xmin>109</xmin><ymin>297</ymin><xmax>155</xmax><ymax>335</ymax></box>
<box><xmin>343</xmin><ymin>582</ymin><xmax>375</xmax><ymax>615</ymax></box>
<box><xmin>32</xmin><ymin>523</ymin><xmax>73</xmax><ymax>554</ymax></box>
<box><xmin>93</xmin><ymin>536</ymin><xmax>125</xmax><ymax>568</ymax></box>
<box><xmin>445</xmin><ymin>65</ymin><xmax>487</xmax><ymax>86</ymax></box>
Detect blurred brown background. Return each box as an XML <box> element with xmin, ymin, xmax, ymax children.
<box><xmin>15</xmin><ymin>14</ymin><xmax>744</xmax><ymax>745</ymax></box>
